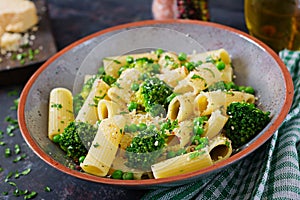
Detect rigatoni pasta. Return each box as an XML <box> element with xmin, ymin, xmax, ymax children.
<box><xmin>48</xmin><ymin>88</ymin><xmax>74</xmax><ymax>140</ymax></box>
<box><xmin>47</xmin><ymin>48</ymin><xmax>270</xmax><ymax>180</ymax></box>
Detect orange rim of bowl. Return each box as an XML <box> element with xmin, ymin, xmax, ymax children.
<box><xmin>18</xmin><ymin>19</ymin><xmax>294</xmax><ymax>186</ymax></box>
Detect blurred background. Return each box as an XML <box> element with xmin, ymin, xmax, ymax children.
<box><xmin>48</xmin><ymin>0</ymin><xmax>247</xmax><ymax>50</ymax></box>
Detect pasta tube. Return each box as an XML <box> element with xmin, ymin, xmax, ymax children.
<box><xmin>80</xmin><ymin>115</ymin><xmax>126</xmax><ymax>176</ymax></box>
<box><xmin>167</xmin><ymin>92</ymin><xmax>196</xmax><ymax>122</ymax></box>
<box><xmin>151</xmin><ymin>148</ymin><xmax>213</xmax><ymax>179</ymax></box>
<box><xmin>188</xmin><ymin>48</ymin><xmax>231</xmax><ymax>65</ymax></box>
<box><xmin>107</xmin><ymin>68</ymin><xmax>141</xmax><ymax>107</ymax></box>
<box><xmin>188</xmin><ymin>63</ymin><xmax>222</xmax><ymax>94</ymax></box>
<box><xmin>97</xmin><ymin>100</ymin><xmax>121</xmax><ymax>120</ymax></box>
<box><xmin>48</xmin><ymin>87</ymin><xmax>74</xmax><ymax>140</ymax></box>
<box><xmin>157</xmin><ymin>67</ymin><xmax>188</xmax><ymax>88</ymax></box>
<box><xmin>208</xmin><ymin>136</ymin><xmax>232</xmax><ymax>163</ymax></box>
<box><xmin>76</xmin><ymin>79</ymin><xmax>110</xmax><ymax>124</ymax></box>
<box><xmin>204</xmin><ymin>109</ymin><xmax>228</xmax><ymax>139</ymax></box>
<box><xmin>173</xmin><ymin>120</ymin><xmax>193</xmax><ymax>147</ymax></box>
<box><xmin>194</xmin><ymin>91</ymin><xmax>255</xmax><ymax>116</ymax></box>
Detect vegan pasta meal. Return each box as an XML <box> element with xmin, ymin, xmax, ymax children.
<box><xmin>47</xmin><ymin>48</ymin><xmax>271</xmax><ymax>180</ymax></box>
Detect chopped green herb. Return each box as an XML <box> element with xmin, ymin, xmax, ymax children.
<box><xmin>10</xmin><ymin>98</ymin><xmax>20</xmax><ymax>110</ymax></box>
<box><xmin>189</xmin><ymin>151</ymin><xmax>205</xmax><ymax>159</ymax></box>
<box><xmin>202</xmin><ymin>67</ymin><xmax>215</xmax><ymax>78</ymax></box>
<box><xmin>5</xmin><ymin>147</ymin><xmax>11</xmax><ymax>157</ymax></box>
<box><xmin>8</xmin><ymin>90</ymin><xmax>18</xmax><ymax>96</ymax></box>
<box><xmin>24</xmin><ymin>191</ymin><xmax>37</xmax><ymax>199</ymax></box>
<box><xmin>44</xmin><ymin>186</ymin><xmax>51</xmax><ymax>192</ymax></box>
<box><xmin>21</xmin><ymin>168</ymin><xmax>31</xmax><ymax>175</ymax></box>
<box><xmin>51</xmin><ymin>103</ymin><xmax>62</xmax><ymax>109</ymax></box>
<box><xmin>2</xmin><ymin>191</ymin><xmax>8</xmax><ymax>195</ymax></box>
<box><xmin>13</xmin><ymin>154</ymin><xmax>27</xmax><ymax>163</ymax></box>
<box><xmin>191</xmin><ymin>74</ymin><xmax>204</xmax><ymax>80</ymax></box>
<box><xmin>14</xmin><ymin>144</ymin><xmax>21</xmax><ymax>154</ymax></box>
<box><xmin>93</xmin><ymin>142</ymin><xmax>100</xmax><ymax>148</ymax></box>
<box><xmin>178</xmin><ymin>52</ymin><xmax>187</xmax><ymax>61</ymax></box>
<box><xmin>5</xmin><ymin>171</ymin><xmax>14</xmax><ymax>182</ymax></box>
<box><xmin>8</xmin><ymin>181</ymin><xmax>17</xmax><ymax>187</ymax></box>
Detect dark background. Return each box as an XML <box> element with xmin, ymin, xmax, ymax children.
<box><xmin>0</xmin><ymin>0</ymin><xmax>246</xmax><ymax>199</ymax></box>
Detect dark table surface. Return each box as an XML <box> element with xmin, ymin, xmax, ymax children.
<box><xmin>0</xmin><ymin>0</ymin><xmax>246</xmax><ymax>199</ymax></box>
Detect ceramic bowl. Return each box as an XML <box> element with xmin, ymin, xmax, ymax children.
<box><xmin>18</xmin><ymin>20</ymin><xmax>293</xmax><ymax>188</ymax></box>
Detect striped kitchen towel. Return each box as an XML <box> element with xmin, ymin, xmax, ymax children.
<box><xmin>143</xmin><ymin>49</ymin><xmax>300</xmax><ymax>200</ymax></box>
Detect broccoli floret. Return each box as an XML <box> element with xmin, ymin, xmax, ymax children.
<box><xmin>135</xmin><ymin>77</ymin><xmax>173</xmax><ymax>115</ymax></box>
<box><xmin>224</xmin><ymin>102</ymin><xmax>271</xmax><ymax>148</ymax></box>
<box><xmin>58</xmin><ymin>121</ymin><xmax>97</xmax><ymax>161</ymax></box>
<box><xmin>125</xmin><ymin>125</ymin><xmax>166</xmax><ymax>170</ymax></box>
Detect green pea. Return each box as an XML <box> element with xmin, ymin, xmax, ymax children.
<box><xmin>128</xmin><ymin>124</ymin><xmax>138</xmax><ymax>132</ymax></box>
<box><xmin>126</xmin><ymin>56</ymin><xmax>134</xmax><ymax>63</ymax></box>
<box><xmin>245</xmin><ymin>86</ymin><xmax>255</xmax><ymax>94</ymax></box>
<box><xmin>238</xmin><ymin>86</ymin><xmax>246</xmax><ymax>92</ymax></box>
<box><xmin>185</xmin><ymin>62</ymin><xmax>196</xmax><ymax>71</ymax></box>
<box><xmin>122</xmin><ymin>172</ymin><xmax>134</xmax><ymax>180</ymax></box>
<box><xmin>225</xmin><ymin>82</ymin><xmax>236</xmax><ymax>90</ymax></box>
<box><xmin>52</xmin><ymin>134</ymin><xmax>61</xmax><ymax>143</ymax></box>
<box><xmin>128</xmin><ymin>102</ymin><xmax>138</xmax><ymax>112</ymax></box>
<box><xmin>79</xmin><ymin>156</ymin><xmax>85</xmax><ymax>163</ymax></box>
<box><xmin>193</xmin><ymin>117</ymin><xmax>204</xmax><ymax>126</ymax></box>
<box><xmin>216</xmin><ymin>61</ymin><xmax>225</xmax><ymax>70</ymax></box>
<box><xmin>178</xmin><ymin>52</ymin><xmax>187</xmax><ymax>61</ymax></box>
<box><xmin>137</xmin><ymin>123</ymin><xmax>147</xmax><ymax>131</ymax></box>
<box><xmin>111</xmin><ymin>170</ymin><xmax>123</xmax><ymax>179</ymax></box>
<box><xmin>155</xmin><ymin>48</ymin><xmax>164</xmax><ymax>57</ymax></box>
<box><xmin>131</xmin><ymin>83</ymin><xmax>139</xmax><ymax>91</ymax></box>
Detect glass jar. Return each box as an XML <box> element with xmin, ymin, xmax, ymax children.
<box><xmin>245</xmin><ymin>0</ymin><xmax>300</xmax><ymax>52</ymax></box>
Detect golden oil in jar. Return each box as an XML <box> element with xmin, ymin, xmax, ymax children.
<box><xmin>245</xmin><ymin>0</ymin><xmax>300</xmax><ymax>52</ymax></box>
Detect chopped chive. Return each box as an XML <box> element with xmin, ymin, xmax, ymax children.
<box><xmin>21</xmin><ymin>168</ymin><xmax>31</xmax><ymax>175</ymax></box>
<box><xmin>14</xmin><ymin>144</ymin><xmax>21</xmax><ymax>154</ymax></box>
<box><xmin>8</xmin><ymin>181</ymin><xmax>17</xmax><ymax>187</ymax></box>
<box><xmin>5</xmin><ymin>172</ymin><xmax>14</xmax><ymax>182</ymax></box>
<box><xmin>24</xmin><ymin>191</ymin><xmax>37</xmax><ymax>199</ymax></box>
<box><xmin>8</xmin><ymin>90</ymin><xmax>18</xmax><ymax>96</ymax></box>
<box><xmin>44</xmin><ymin>186</ymin><xmax>51</xmax><ymax>192</ymax></box>
<box><xmin>5</xmin><ymin>148</ymin><xmax>11</xmax><ymax>157</ymax></box>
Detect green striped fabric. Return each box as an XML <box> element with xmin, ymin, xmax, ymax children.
<box><xmin>143</xmin><ymin>49</ymin><xmax>300</xmax><ymax>200</ymax></box>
